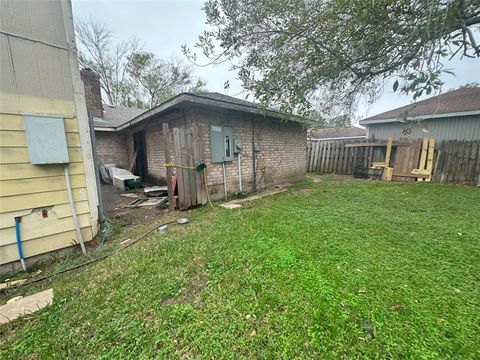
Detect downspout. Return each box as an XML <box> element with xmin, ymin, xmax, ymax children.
<box><xmin>64</xmin><ymin>165</ymin><xmax>87</xmax><ymax>255</ymax></box>
<box><xmin>251</xmin><ymin>117</ymin><xmax>257</xmax><ymax>191</ymax></box>
<box><xmin>14</xmin><ymin>217</ymin><xmax>27</xmax><ymax>272</ymax></box>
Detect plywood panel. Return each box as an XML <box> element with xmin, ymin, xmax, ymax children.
<box><xmin>0</xmin><ymin>162</ymin><xmax>84</xmax><ymax>180</ymax></box>
<box><xmin>0</xmin><ymin>213</ymin><xmax>91</xmax><ymax>246</ymax></box>
<box><xmin>0</xmin><ymin>226</ymin><xmax>93</xmax><ymax>265</ymax></box>
<box><xmin>0</xmin><ymin>174</ymin><xmax>86</xmax><ymax>197</ymax></box>
<box><xmin>0</xmin><ymin>187</ymin><xmax>88</xmax><ymax>213</ymax></box>
<box><xmin>0</xmin><ymin>34</ymin><xmax>16</xmax><ymax>94</ymax></box>
<box><xmin>8</xmin><ymin>36</ymin><xmax>43</xmax><ymax>97</ymax></box>
<box><xmin>0</xmin><ymin>200</ymin><xmax>90</xmax><ymax>229</ymax></box>
<box><xmin>0</xmin><ymin>130</ymin><xmax>80</xmax><ymax>147</ymax></box>
<box><xmin>0</xmin><ymin>114</ymin><xmax>79</xmax><ymax>132</ymax></box>
<box><xmin>35</xmin><ymin>44</ymin><xmax>70</xmax><ymax>100</ymax></box>
<box><xmin>0</xmin><ymin>147</ymin><xmax>83</xmax><ymax>164</ymax></box>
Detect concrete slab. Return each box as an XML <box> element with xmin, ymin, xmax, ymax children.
<box><xmin>0</xmin><ymin>288</ymin><xmax>53</xmax><ymax>325</ymax></box>
<box><xmin>221</xmin><ymin>188</ymin><xmax>288</xmax><ymax>209</ymax></box>
<box><xmin>220</xmin><ymin>203</ymin><xmax>243</xmax><ymax>209</ymax></box>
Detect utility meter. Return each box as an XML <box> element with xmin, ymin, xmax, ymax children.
<box><xmin>234</xmin><ymin>139</ymin><xmax>242</xmax><ymax>153</ymax></box>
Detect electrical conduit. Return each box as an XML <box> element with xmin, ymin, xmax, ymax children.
<box><xmin>64</xmin><ymin>165</ymin><xmax>87</xmax><ymax>255</ymax></box>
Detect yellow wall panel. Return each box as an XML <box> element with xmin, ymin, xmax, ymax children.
<box><xmin>0</xmin><ymin>114</ymin><xmax>80</xmax><ymax>132</ymax></box>
<box><xmin>0</xmin><ymin>162</ymin><xmax>84</xmax><ymax>180</ymax></box>
<box><xmin>0</xmin><ymin>212</ymin><xmax>91</xmax><ymax>246</ymax></box>
<box><xmin>0</xmin><ymin>94</ymin><xmax>76</xmax><ymax>117</ymax></box>
<box><xmin>0</xmin><ymin>201</ymin><xmax>90</xmax><ymax>229</ymax></box>
<box><xmin>0</xmin><ymin>188</ymin><xmax>88</xmax><ymax>213</ymax></box>
<box><xmin>0</xmin><ymin>130</ymin><xmax>80</xmax><ymax>147</ymax></box>
<box><xmin>0</xmin><ymin>174</ymin><xmax>86</xmax><ymax>197</ymax></box>
<box><xmin>0</xmin><ymin>147</ymin><xmax>83</xmax><ymax>164</ymax></box>
<box><xmin>0</xmin><ymin>226</ymin><xmax>93</xmax><ymax>264</ymax></box>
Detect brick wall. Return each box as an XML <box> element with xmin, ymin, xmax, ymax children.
<box><xmin>194</xmin><ymin>109</ymin><xmax>306</xmax><ymax>198</ymax></box>
<box><xmin>95</xmin><ymin>131</ymin><xmax>129</xmax><ymax>168</ymax></box>
<box><xmin>123</xmin><ymin>108</ymin><xmax>306</xmax><ymax>197</ymax></box>
<box><xmin>80</xmin><ymin>69</ymin><xmax>103</xmax><ymax>118</ymax></box>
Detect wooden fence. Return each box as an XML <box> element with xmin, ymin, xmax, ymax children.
<box><xmin>307</xmin><ymin>139</ymin><xmax>480</xmax><ymax>185</ymax></box>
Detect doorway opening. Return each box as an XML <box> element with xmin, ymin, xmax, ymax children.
<box><xmin>133</xmin><ymin>130</ymin><xmax>148</xmax><ymax>180</ymax></box>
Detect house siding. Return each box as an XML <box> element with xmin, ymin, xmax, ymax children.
<box><xmin>366</xmin><ymin>115</ymin><xmax>480</xmax><ymax>141</ymax></box>
<box><xmin>0</xmin><ymin>0</ymin><xmax>98</xmax><ymax>270</ymax></box>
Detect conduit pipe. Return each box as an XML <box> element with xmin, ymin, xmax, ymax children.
<box><xmin>222</xmin><ymin>162</ymin><xmax>228</xmax><ymax>200</ymax></box>
<box><xmin>237</xmin><ymin>152</ymin><xmax>243</xmax><ymax>193</ymax></box>
<box><xmin>14</xmin><ymin>217</ymin><xmax>27</xmax><ymax>272</ymax></box>
<box><xmin>64</xmin><ymin>165</ymin><xmax>87</xmax><ymax>255</ymax></box>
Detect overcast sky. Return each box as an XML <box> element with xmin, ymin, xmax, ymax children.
<box><xmin>72</xmin><ymin>0</ymin><xmax>480</xmax><ymax>123</ymax></box>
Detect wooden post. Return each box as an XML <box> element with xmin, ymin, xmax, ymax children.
<box><xmin>163</xmin><ymin>123</ymin><xmax>175</xmax><ymax>211</ymax></box>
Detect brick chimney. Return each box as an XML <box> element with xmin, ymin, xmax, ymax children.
<box><xmin>80</xmin><ymin>68</ymin><xmax>103</xmax><ymax>118</ymax></box>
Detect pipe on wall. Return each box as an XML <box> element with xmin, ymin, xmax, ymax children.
<box><xmin>237</xmin><ymin>152</ymin><xmax>243</xmax><ymax>192</ymax></box>
<box><xmin>14</xmin><ymin>217</ymin><xmax>27</xmax><ymax>272</ymax></box>
<box><xmin>222</xmin><ymin>162</ymin><xmax>228</xmax><ymax>200</ymax></box>
<box><xmin>64</xmin><ymin>165</ymin><xmax>87</xmax><ymax>255</ymax></box>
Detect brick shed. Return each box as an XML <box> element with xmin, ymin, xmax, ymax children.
<box><xmin>83</xmin><ymin>71</ymin><xmax>307</xmax><ymax>205</ymax></box>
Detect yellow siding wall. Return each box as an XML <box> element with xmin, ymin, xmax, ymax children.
<box><xmin>0</xmin><ymin>96</ymin><xmax>94</xmax><ymax>265</ymax></box>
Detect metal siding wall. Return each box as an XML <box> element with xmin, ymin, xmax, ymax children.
<box><xmin>367</xmin><ymin>116</ymin><xmax>480</xmax><ymax>141</ymax></box>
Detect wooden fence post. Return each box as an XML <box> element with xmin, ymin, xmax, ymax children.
<box><xmin>163</xmin><ymin>123</ymin><xmax>175</xmax><ymax>211</ymax></box>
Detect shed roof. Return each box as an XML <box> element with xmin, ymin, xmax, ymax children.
<box><xmin>112</xmin><ymin>92</ymin><xmax>309</xmax><ymax>131</ymax></box>
<box><xmin>360</xmin><ymin>87</ymin><xmax>480</xmax><ymax>125</ymax></box>
<box><xmin>309</xmin><ymin>126</ymin><xmax>366</xmax><ymax>140</ymax></box>
<box><xmin>94</xmin><ymin>105</ymin><xmax>145</xmax><ymax>128</ymax></box>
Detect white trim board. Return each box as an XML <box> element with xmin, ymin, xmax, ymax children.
<box><xmin>360</xmin><ymin>110</ymin><xmax>480</xmax><ymax>125</ymax></box>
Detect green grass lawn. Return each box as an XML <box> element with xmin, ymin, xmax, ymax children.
<box><xmin>1</xmin><ymin>176</ymin><xmax>479</xmax><ymax>359</ymax></box>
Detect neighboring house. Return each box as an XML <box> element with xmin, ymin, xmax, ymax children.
<box><xmin>308</xmin><ymin>126</ymin><xmax>366</xmax><ymax>141</ymax></box>
<box><xmin>0</xmin><ymin>1</ymin><xmax>99</xmax><ymax>273</ymax></box>
<box><xmin>360</xmin><ymin>87</ymin><xmax>480</xmax><ymax>141</ymax></box>
<box><xmin>83</xmin><ymin>73</ymin><xmax>307</xmax><ymax>201</ymax></box>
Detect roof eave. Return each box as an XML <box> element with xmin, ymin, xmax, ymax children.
<box><xmin>94</xmin><ymin>126</ymin><xmax>116</xmax><ymax>132</ymax></box>
<box><xmin>360</xmin><ymin>109</ymin><xmax>480</xmax><ymax>125</ymax></box>
<box><xmin>115</xmin><ymin>93</ymin><xmax>311</xmax><ymax>131</ymax></box>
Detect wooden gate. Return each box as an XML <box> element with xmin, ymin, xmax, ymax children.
<box><xmin>172</xmin><ymin>126</ymin><xmax>207</xmax><ymax>210</ymax></box>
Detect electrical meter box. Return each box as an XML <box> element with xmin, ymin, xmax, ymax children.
<box><xmin>210</xmin><ymin>125</ymin><xmax>234</xmax><ymax>163</ymax></box>
<box><xmin>23</xmin><ymin>115</ymin><xmax>69</xmax><ymax>164</ymax></box>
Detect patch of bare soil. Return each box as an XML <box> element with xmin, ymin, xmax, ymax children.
<box><xmin>102</xmin><ymin>184</ymin><xmax>168</xmax><ymax>225</ymax></box>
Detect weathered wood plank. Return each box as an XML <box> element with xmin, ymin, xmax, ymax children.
<box><xmin>447</xmin><ymin>140</ymin><xmax>459</xmax><ymax>183</ymax></box>
<box><xmin>162</xmin><ymin>123</ymin><xmax>175</xmax><ymax>210</ymax></box>
<box><xmin>185</xmin><ymin>128</ymin><xmax>197</xmax><ymax>205</ymax></box>
<box><xmin>466</xmin><ymin>140</ymin><xmax>479</xmax><ymax>183</ymax></box>
<box><xmin>173</xmin><ymin>128</ymin><xmax>187</xmax><ymax>210</ymax></box>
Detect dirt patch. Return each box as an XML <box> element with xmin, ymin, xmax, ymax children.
<box><xmin>102</xmin><ymin>184</ymin><xmax>168</xmax><ymax>225</ymax></box>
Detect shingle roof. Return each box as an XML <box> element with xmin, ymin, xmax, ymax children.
<box><xmin>191</xmin><ymin>92</ymin><xmax>259</xmax><ymax>108</ymax></box>
<box><xmin>309</xmin><ymin>126</ymin><xmax>366</xmax><ymax>139</ymax></box>
<box><xmin>94</xmin><ymin>105</ymin><xmax>145</xmax><ymax>128</ymax></box>
<box><xmin>361</xmin><ymin>87</ymin><xmax>480</xmax><ymax>122</ymax></box>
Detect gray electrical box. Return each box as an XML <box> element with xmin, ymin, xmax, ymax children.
<box><xmin>210</xmin><ymin>125</ymin><xmax>234</xmax><ymax>163</ymax></box>
<box><xmin>23</xmin><ymin>115</ymin><xmax>69</xmax><ymax>164</ymax></box>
